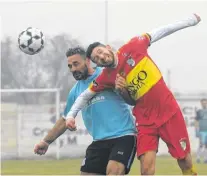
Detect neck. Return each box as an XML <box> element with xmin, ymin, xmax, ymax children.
<box><xmin>112</xmin><ymin>53</ymin><xmax>119</xmax><ymax>68</ymax></box>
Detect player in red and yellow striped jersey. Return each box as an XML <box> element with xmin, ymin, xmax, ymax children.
<box><xmin>65</xmin><ymin>14</ymin><xmax>201</xmax><ymax>175</ymax></box>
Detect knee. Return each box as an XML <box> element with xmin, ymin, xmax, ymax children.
<box><xmin>141</xmin><ymin>163</ymin><xmax>155</xmax><ymax>175</ymax></box>
<box><xmin>140</xmin><ymin>152</ymin><xmax>156</xmax><ymax>175</ymax></box>
<box><xmin>106</xmin><ymin>161</ymin><xmax>125</xmax><ymax>175</ymax></box>
<box><xmin>106</xmin><ymin>167</ymin><xmax>124</xmax><ymax>175</ymax></box>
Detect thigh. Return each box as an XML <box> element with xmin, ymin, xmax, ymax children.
<box><xmin>109</xmin><ymin>135</ymin><xmax>137</xmax><ymax>174</ymax></box>
<box><xmin>80</xmin><ymin>141</ymin><xmax>110</xmax><ymax>175</ymax></box>
<box><xmin>159</xmin><ymin>110</ymin><xmax>191</xmax><ymax>159</ymax></box>
<box><xmin>137</xmin><ymin>126</ymin><xmax>159</xmax><ymax>158</ymax></box>
<box><xmin>106</xmin><ymin>160</ymin><xmax>125</xmax><ymax>175</ymax></box>
<box><xmin>200</xmin><ymin>132</ymin><xmax>207</xmax><ymax>145</ymax></box>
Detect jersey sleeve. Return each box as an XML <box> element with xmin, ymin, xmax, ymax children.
<box><xmin>127</xmin><ymin>33</ymin><xmax>151</xmax><ymax>53</ymax></box>
<box><xmin>89</xmin><ymin>69</ymin><xmax>112</xmax><ymax>92</ymax></box>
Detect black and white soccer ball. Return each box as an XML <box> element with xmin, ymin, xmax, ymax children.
<box><xmin>18</xmin><ymin>27</ymin><xmax>45</xmax><ymax>55</ymax></box>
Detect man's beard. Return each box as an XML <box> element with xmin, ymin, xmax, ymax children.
<box><xmin>101</xmin><ymin>50</ymin><xmax>115</xmax><ymax>67</ymax></box>
<box><xmin>72</xmin><ymin>65</ymin><xmax>89</xmax><ymax>80</ymax></box>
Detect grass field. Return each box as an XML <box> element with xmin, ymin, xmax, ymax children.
<box><xmin>1</xmin><ymin>156</ymin><xmax>207</xmax><ymax>175</ymax></box>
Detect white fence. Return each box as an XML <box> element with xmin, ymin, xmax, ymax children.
<box><xmin>1</xmin><ymin>89</ymin><xmax>92</xmax><ymax>160</ymax></box>
<box><xmin>1</xmin><ymin>89</ymin><xmax>206</xmax><ymax>160</ymax></box>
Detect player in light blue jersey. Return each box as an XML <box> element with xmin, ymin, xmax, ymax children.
<box><xmin>195</xmin><ymin>98</ymin><xmax>207</xmax><ymax>163</ymax></box>
<box><xmin>63</xmin><ymin>67</ymin><xmax>136</xmax><ymax>141</ymax></box>
<box><xmin>34</xmin><ymin>47</ymin><xmax>136</xmax><ymax>175</ymax></box>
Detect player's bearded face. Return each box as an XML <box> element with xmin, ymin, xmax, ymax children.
<box><xmin>68</xmin><ymin>54</ymin><xmax>89</xmax><ymax>80</ymax></box>
<box><xmin>72</xmin><ymin>64</ymin><xmax>88</xmax><ymax>80</ymax></box>
<box><xmin>92</xmin><ymin>46</ymin><xmax>115</xmax><ymax>67</ymax></box>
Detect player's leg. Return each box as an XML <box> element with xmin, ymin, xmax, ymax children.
<box><xmin>137</xmin><ymin>126</ymin><xmax>159</xmax><ymax>175</ymax></box>
<box><xmin>202</xmin><ymin>132</ymin><xmax>207</xmax><ymax>163</ymax></box>
<box><xmin>196</xmin><ymin>133</ymin><xmax>203</xmax><ymax>163</ymax></box>
<box><xmin>177</xmin><ymin>153</ymin><xmax>196</xmax><ymax>175</ymax></box>
<box><xmin>80</xmin><ymin>140</ymin><xmax>110</xmax><ymax>175</ymax></box>
<box><xmin>159</xmin><ymin>110</ymin><xmax>197</xmax><ymax>175</ymax></box>
<box><xmin>139</xmin><ymin>151</ymin><xmax>157</xmax><ymax>175</ymax></box>
<box><xmin>81</xmin><ymin>172</ymin><xmax>98</xmax><ymax>175</ymax></box>
<box><xmin>107</xmin><ymin>135</ymin><xmax>136</xmax><ymax>175</ymax></box>
<box><xmin>106</xmin><ymin>160</ymin><xmax>125</xmax><ymax>175</ymax></box>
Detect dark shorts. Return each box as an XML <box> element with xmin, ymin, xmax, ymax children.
<box><xmin>80</xmin><ymin>135</ymin><xmax>137</xmax><ymax>175</ymax></box>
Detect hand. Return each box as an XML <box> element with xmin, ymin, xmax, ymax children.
<box><xmin>194</xmin><ymin>13</ymin><xmax>201</xmax><ymax>23</ymax></box>
<box><xmin>66</xmin><ymin>117</ymin><xmax>77</xmax><ymax>131</ymax></box>
<box><xmin>115</xmin><ymin>74</ymin><xmax>127</xmax><ymax>92</ymax></box>
<box><xmin>34</xmin><ymin>140</ymin><xmax>49</xmax><ymax>155</ymax></box>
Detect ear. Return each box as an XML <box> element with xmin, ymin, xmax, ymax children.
<box><xmin>86</xmin><ymin>57</ymin><xmax>91</xmax><ymax>64</ymax></box>
<box><xmin>106</xmin><ymin>45</ymin><xmax>112</xmax><ymax>50</ymax></box>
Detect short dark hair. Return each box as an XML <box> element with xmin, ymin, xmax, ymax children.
<box><xmin>66</xmin><ymin>46</ymin><xmax>86</xmax><ymax>59</ymax></box>
<box><xmin>86</xmin><ymin>42</ymin><xmax>105</xmax><ymax>59</ymax></box>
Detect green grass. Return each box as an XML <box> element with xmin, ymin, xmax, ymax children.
<box><xmin>1</xmin><ymin>156</ymin><xmax>207</xmax><ymax>175</ymax></box>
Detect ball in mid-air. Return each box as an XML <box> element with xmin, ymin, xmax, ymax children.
<box><xmin>18</xmin><ymin>27</ymin><xmax>45</xmax><ymax>55</ymax></box>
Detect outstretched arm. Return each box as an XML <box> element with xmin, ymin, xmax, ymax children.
<box><xmin>65</xmin><ymin>88</ymin><xmax>96</xmax><ymax>119</ymax></box>
<box><xmin>148</xmin><ymin>14</ymin><xmax>201</xmax><ymax>44</ymax></box>
<box><xmin>34</xmin><ymin>117</ymin><xmax>67</xmax><ymax>155</ymax></box>
<box><xmin>43</xmin><ymin>117</ymin><xmax>67</xmax><ymax>144</ymax></box>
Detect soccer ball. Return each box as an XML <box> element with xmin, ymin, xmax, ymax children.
<box><xmin>18</xmin><ymin>27</ymin><xmax>45</xmax><ymax>55</ymax></box>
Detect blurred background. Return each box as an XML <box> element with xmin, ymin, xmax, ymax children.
<box><xmin>1</xmin><ymin>0</ymin><xmax>207</xmax><ymax>174</ymax></box>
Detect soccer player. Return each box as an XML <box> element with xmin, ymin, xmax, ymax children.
<box><xmin>65</xmin><ymin>14</ymin><xmax>201</xmax><ymax>175</ymax></box>
<box><xmin>34</xmin><ymin>47</ymin><xmax>137</xmax><ymax>175</ymax></box>
<box><xmin>195</xmin><ymin>98</ymin><xmax>207</xmax><ymax>163</ymax></box>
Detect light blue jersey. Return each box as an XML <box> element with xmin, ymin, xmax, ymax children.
<box><xmin>196</xmin><ymin>109</ymin><xmax>207</xmax><ymax>132</ymax></box>
<box><xmin>63</xmin><ymin>68</ymin><xmax>136</xmax><ymax>141</ymax></box>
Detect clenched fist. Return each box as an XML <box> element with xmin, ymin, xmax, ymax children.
<box><xmin>194</xmin><ymin>14</ymin><xmax>201</xmax><ymax>24</ymax></box>
<box><xmin>66</xmin><ymin>117</ymin><xmax>77</xmax><ymax>131</ymax></box>
<box><xmin>34</xmin><ymin>140</ymin><xmax>49</xmax><ymax>155</ymax></box>
<box><xmin>115</xmin><ymin>73</ymin><xmax>127</xmax><ymax>92</ymax></box>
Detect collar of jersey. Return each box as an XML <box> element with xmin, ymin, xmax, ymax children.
<box><xmin>85</xmin><ymin>67</ymin><xmax>102</xmax><ymax>82</ymax></box>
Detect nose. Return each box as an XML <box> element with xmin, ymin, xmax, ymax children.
<box><xmin>100</xmin><ymin>56</ymin><xmax>106</xmax><ymax>63</ymax></box>
<box><xmin>70</xmin><ymin>65</ymin><xmax>76</xmax><ymax>72</ymax></box>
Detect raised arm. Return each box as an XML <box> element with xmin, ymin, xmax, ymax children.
<box><xmin>148</xmin><ymin>14</ymin><xmax>201</xmax><ymax>44</ymax></box>
<box><xmin>65</xmin><ymin>88</ymin><xmax>96</xmax><ymax>130</ymax></box>
<box><xmin>66</xmin><ymin>88</ymin><xmax>96</xmax><ymax>119</ymax></box>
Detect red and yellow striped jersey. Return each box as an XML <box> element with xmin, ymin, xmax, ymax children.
<box><xmin>89</xmin><ymin>34</ymin><xmax>179</xmax><ymax>127</ymax></box>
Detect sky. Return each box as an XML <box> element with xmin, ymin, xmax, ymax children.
<box><xmin>0</xmin><ymin>0</ymin><xmax>207</xmax><ymax>92</ymax></box>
